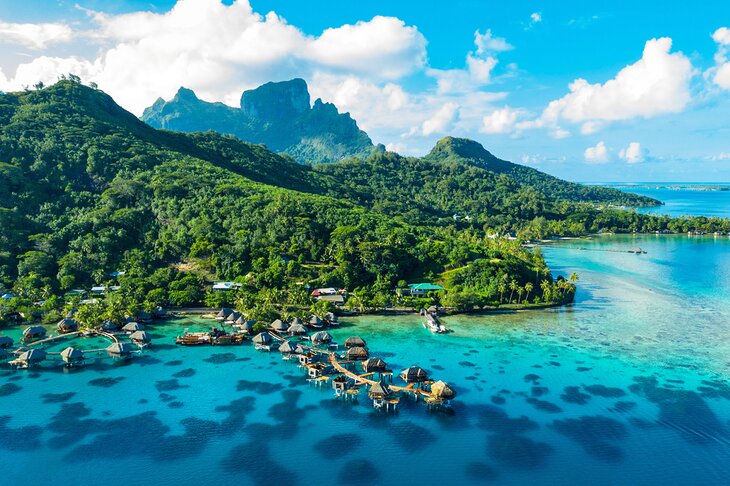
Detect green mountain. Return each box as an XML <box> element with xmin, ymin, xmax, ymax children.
<box><xmin>141</xmin><ymin>78</ymin><xmax>377</xmax><ymax>164</ymax></box>
<box><xmin>1</xmin><ymin>81</ymin><xmax>726</xmax><ymax>323</ymax></box>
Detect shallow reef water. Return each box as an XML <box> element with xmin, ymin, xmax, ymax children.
<box><xmin>0</xmin><ymin>234</ymin><xmax>730</xmax><ymax>484</ymax></box>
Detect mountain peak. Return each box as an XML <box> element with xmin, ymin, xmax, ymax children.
<box><xmin>174</xmin><ymin>87</ymin><xmax>199</xmax><ymax>102</ymax></box>
<box><xmin>427</xmin><ymin>137</ymin><xmax>497</xmax><ymax>161</ymax></box>
<box><xmin>240</xmin><ymin>78</ymin><xmax>310</xmax><ymax>120</ymax></box>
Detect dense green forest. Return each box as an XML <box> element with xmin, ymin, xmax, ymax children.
<box><xmin>1</xmin><ymin>80</ymin><xmax>727</xmax><ymax>326</ymax></box>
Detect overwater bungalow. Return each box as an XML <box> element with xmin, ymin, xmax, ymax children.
<box><xmin>225</xmin><ymin>311</ymin><xmax>242</xmax><ymax>324</ymax></box>
<box><xmin>106</xmin><ymin>342</ymin><xmax>135</xmax><ymax>358</ymax></box>
<box><xmin>57</xmin><ymin>318</ymin><xmax>78</xmax><ymax>333</ymax></box>
<box><xmin>344</xmin><ymin>336</ymin><xmax>366</xmax><ymax>348</ymax></box>
<box><xmin>216</xmin><ymin>308</ymin><xmax>234</xmax><ymax>321</ymax></box>
<box><xmin>345</xmin><ymin>346</ymin><xmax>369</xmax><ymax>361</ymax></box>
<box><xmin>0</xmin><ymin>335</ymin><xmax>14</xmax><ymax>349</ymax></box>
<box><xmin>60</xmin><ymin>347</ymin><xmax>84</xmax><ymax>367</ymax></box>
<box><xmin>122</xmin><ymin>322</ymin><xmax>144</xmax><ymax>333</ymax></box>
<box><xmin>368</xmin><ymin>380</ymin><xmax>399</xmax><ymax>411</ymax></box>
<box><xmin>309</xmin><ymin>315</ymin><xmax>324</xmax><ymax>328</ymax></box>
<box><xmin>428</xmin><ymin>380</ymin><xmax>457</xmax><ymax>402</ymax></box>
<box><xmin>324</xmin><ymin>312</ymin><xmax>339</xmax><ymax>325</ymax></box>
<box><xmin>22</xmin><ymin>325</ymin><xmax>47</xmax><ymax>342</ymax></box>
<box><xmin>233</xmin><ymin>318</ymin><xmax>255</xmax><ymax>334</ymax></box>
<box><xmin>287</xmin><ymin>323</ymin><xmax>308</xmax><ymax>336</ymax></box>
<box><xmin>13</xmin><ymin>349</ymin><xmax>47</xmax><ymax>368</ymax></box>
<box><xmin>269</xmin><ymin>319</ymin><xmax>288</xmax><ymax>334</ymax></box>
<box><xmin>311</xmin><ymin>331</ymin><xmax>332</xmax><ymax>346</ymax></box>
<box><xmin>253</xmin><ymin>332</ymin><xmax>273</xmax><ymax>350</ymax></box>
<box><xmin>278</xmin><ymin>340</ymin><xmax>298</xmax><ymax>356</ymax></box>
<box><xmin>400</xmin><ymin>365</ymin><xmax>429</xmax><ymax>384</ymax></box>
<box><xmin>130</xmin><ymin>330</ymin><xmax>152</xmax><ymax>346</ymax></box>
<box><xmin>362</xmin><ymin>357</ymin><xmax>388</xmax><ymax>373</ymax></box>
<box><xmin>290</xmin><ymin>317</ymin><xmax>304</xmax><ymax>327</ymax></box>
<box><xmin>332</xmin><ymin>374</ymin><xmax>349</xmax><ymax>396</ymax></box>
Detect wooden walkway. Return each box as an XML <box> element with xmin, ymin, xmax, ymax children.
<box><xmin>16</xmin><ymin>329</ymin><xmax>120</xmax><ymax>355</ymax></box>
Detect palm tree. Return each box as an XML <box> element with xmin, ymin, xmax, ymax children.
<box><xmin>517</xmin><ymin>286</ymin><xmax>524</xmax><ymax>304</ymax></box>
<box><xmin>540</xmin><ymin>279</ymin><xmax>551</xmax><ymax>302</ymax></box>
<box><xmin>524</xmin><ymin>282</ymin><xmax>533</xmax><ymax>303</ymax></box>
<box><xmin>508</xmin><ymin>279</ymin><xmax>517</xmax><ymax>303</ymax></box>
<box><xmin>498</xmin><ymin>283</ymin><xmax>506</xmax><ymax>303</ymax></box>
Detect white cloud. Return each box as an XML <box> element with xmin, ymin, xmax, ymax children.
<box><xmin>619</xmin><ymin>142</ymin><xmax>646</xmax><ymax>164</ymax></box>
<box><xmin>710</xmin><ymin>27</ymin><xmax>730</xmax><ymax>90</ymax></box>
<box><xmin>0</xmin><ymin>0</ymin><xmax>428</xmax><ymax>115</ymax></box>
<box><xmin>530</xmin><ymin>13</ymin><xmax>542</xmax><ymax>24</ymax></box>
<box><xmin>539</xmin><ymin>38</ymin><xmax>693</xmax><ymax>132</ymax></box>
<box><xmin>420</xmin><ymin>102</ymin><xmax>460</xmax><ymax>136</ymax></box>
<box><xmin>474</xmin><ymin>29</ymin><xmax>513</xmax><ymax>54</ymax></box>
<box><xmin>584</xmin><ymin>141</ymin><xmax>609</xmax><ymax>163</ymax></box>
<box><xmin>0</xmin><ymin>21</ymin><xmax>74</xmax><ymax>49</ymax></box>
<box><xmin>708</xmin><ymin>152</ymin><xmax>730</xmax><ymax>161</ymax></box>
<box><xmin>480</xmin><ymin>107</ymin><xmax>520</xmax><ymax>134</ymax></box>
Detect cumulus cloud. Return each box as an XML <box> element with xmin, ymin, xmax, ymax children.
<box><xmin>474</xmin><ymin>29</ymin><xmax>513</xmax><ymax>54</ymax></box>
<box><xmin>710</xmin><ymin>27</ymin><xmax>730</xmax><ymax>90</ymax></box>
<box><xmin>531</xmin><ymin>13</ymin><xmax>542</xmax><ymax>24</ymax></box>
<box><xmin>0</xmin><ymin>0</ymin><xmax>428</xmax><ymax>114</ymax></box>
<box><xmin>419</xmin><ymin>102</ymin><xmax>460</xmax><ymax>136</ymax></box>
<box><xmin>584</xmin><ymin>141</ymin><xmax>609</xmax><ymax>163</ymax></box>
<box><xmin>619</xmin><ymin>142</ymin><xmax>646</xmax><ymax>163</ymax></box>
<box><xmin>480</xmin><ymin>107</ymin><xmax>520</xmax><ymax>134</ymax></box>
<box><xmin>0</xmin><ymin>21</ymin><xmax>74</xmax><ymax>49</ymax></box>
<box><xmin>539</xmin><ymin>37</ymin><xmax>693</xmax><ymax>133</ymax></box>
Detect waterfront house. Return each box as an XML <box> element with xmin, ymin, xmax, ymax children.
<box><xmin>253</xmin><ymin>332</ymin><xmax>273</xmax><ymax>346</ymax></box>
<box><xmin>316</xmin><ymin>294</ymin><xmax>346</xmax><ymax>306</ymax></box>
<box><xmin>60</xmin><ymin>347</ymin><xmax>84</xmax><ymax>366</ymax></box>
<box><xmin>122</xmin><ymin>322</ymin><xmax>144</xmax><ymax>332</ymax></box>
<box><xmin>287</xmin><ymin>322</ymin><xmax>308</xmax><ymax>336</ymax></box>
<box><xmin>106</xmin><ymin>342</ymin><xmax>134</xmax><ymax>358</ymax></box>
<box><xmin>216</xmin><ymin>308</ymin><xmax>234</xmax><ymax>320</ymax></box>
<box><xmin>344</xmin><ymin>336</ymin><xmax>367</xmax><ymax>348</ymax></box>
<box><xmin>269</xmin><ymin>319</ymin><xmax>289</xmax><ymax>333</ymax></box>
<box><xmin>346</xmin><ymin>346</ymin><xmax>369</xmax><ymax>361</ymax></box>
<box><xmin>362</xmin><ymin>357</ymin><xmax>388</xmax><ymax>373</ymax></box>
<box><xmin>130</xmin><ymin>330</ymin><xmax>151</xmax><ymax>346</ymax></box>
<box><xmin>400</xmin><ymin>365</ymin><xmax>429</xmax><ymax>383</ymax></box>
<box><xmin>15</xmin><ymin>349</ymin><xmax>46</xmax><ymax>367</ymax></box>
<box><xmin>57</xmin><ymin>318</ymin><xmax>78</xmax><ymax>333</ymax></box>
<box><xmin>311</xmin><ymin>331</ymin><xmax>332</xmax><ymax>346</ymax></box>
<box><xmin>22</xmin><ymin>326</ymin><xmax>46</xmax><ymax>342</ymax></box>
<box><xmin>429</xmin><ymin>380</ymin><xmax>457</xmax><ymax>400</ymax></box>
<box><xmin>226</xmin><ymin>311</ymin><xmax>242</xmax><ymax>324</ymax></box>
<box><xmin>404</xmin><ymin>283</ymin><xmax>444</xmax><ymax>297</ymax></box>
<box><xmin>278</xmin><ymin>340</ymin><xmax>297</xmax><ymax>355</ymax></box>
<box><xmin>368</xmin><ymin>380</ymin><xmax>394</xmax><ymax>400</ymax></box>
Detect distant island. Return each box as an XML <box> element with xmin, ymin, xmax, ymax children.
<box><xmin>0</xmin><ymin>79</ymin><xmax>728</xmax><ymax>329</ymax></box>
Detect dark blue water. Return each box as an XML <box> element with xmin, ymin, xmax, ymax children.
<box><xmin>2</xmin><ymin>240</ymin><xmax>730</xmax><ymax>481</ymax></box>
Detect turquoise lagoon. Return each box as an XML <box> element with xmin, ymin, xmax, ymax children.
<box><xmin>2</xmin><ymin>234</ymin><xmax>730</xmax><ymax>485</ymax></box>
<box><xmin>610</xmin><ymin>182</ymin><xmax>730</xmax><ymax>219</ymax></box>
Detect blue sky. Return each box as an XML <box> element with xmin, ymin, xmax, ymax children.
<box><xmin>1</xmin><ymin>0</ymin><xmax>729</xmax><ymax>181</ymax></box>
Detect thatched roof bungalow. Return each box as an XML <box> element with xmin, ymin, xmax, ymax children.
<box><xmin>22</xmin><ymin>325</ymin><xmax>46</xmax><ymax>341</ymax></box>
<box><xmin>18</xmin><ymin>348</ymin><xmax>46</xmax><ymax>365</ymax></box>
<box><xmin>216</xmin><ymin>308</ymin><xmax>234</xmax><ymax>320</ymax></box>
<box><xmin>122</xmin><ymin>322</ymin><xmax>144</xmax><ymax>332</ymax></box>
<box><xmin>0</xmin><ymin>335</ymin><xmax>14</xmax><ymax>349</ymax></box>
<box><xmin>310</xmin><ymin>331</ymin><xmax>332</xmax><ymax>346</ymax></box>
<box><xmin>57</xmin><ymin>318</ymin><xmax>78</xmax><ymax>333</ymax></box>
<box><xmin>309</xmin><ymin>315</ymin><xmax>323</xmax><ymax>327</ymax></box>
<box><xmin>252</xmin><ymin>332</ymin><xmax>273</xmax><ymax>345</ymax></box>
<box><xmin>226</xmin><ymin>311</ymin><xmax>242</xmax><ymax>324</ymax></box>
<box><xmin>290</xmin><ymin>317</ymin><xmax>304</xmax><ymax>327</ymax></box>
<box><xmin>430</xmin><ymin>380</ymin><xmax>457</xmax><ymax>400</ymax></box>
<box><xmin>344</xmin><ymin>336</ymin><xmax>366</xmax><ymax>348</ymax></box>
<box><xmin>346</xmin><ymin>346</ymin><xmax>369</xmax><ymax>361</ymax></box>
<box><xmin>362</xmin><ymin>357</ymin><xmax>387</xmax><ymax>373</ymax></box>
<box><xmin>368</xmin><ymin>381</ymin><xmax>394</xmax><ymax>400</ymax></box>
<box><xmin>106</xmin><ymin>342</ymin><xmax>134</xmax><ymax>357</ymax></box>
<box><xmin>101</xmin><ymin>320</ymin><xmax>120</xmax><ymax>331</ymax></box>
<box><xmin>269</xmin><ymin>319</ymin><xmax>288</xmax><ymax>333</ymax></box>
<box><xmin>60</xmin><ymin>347</ymin><xmax>84</xmax><ymax>365</ymax></box>
<box><xmin>278</xmin><ymin>340</ymin><xmax>297</xmax><ymax>354</ymax></box>
<box><xmin>287</xmin><ymin>323</ymin><xmax>308</xmax><ymax>336</ymax></box>
<box><xmin>130</xmin><ymin>330</ymin><xmax>151</xmax><ymax>344</ymax></box>
<box><xmin>400</xmin><ymin>365</ymin><xmax>428</xmax><ymax>383</ymax></box>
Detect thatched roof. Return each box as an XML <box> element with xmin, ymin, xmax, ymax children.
<box><xmin>430</xmin><ymin>380</ymin><xmax>457</xmax><ymax>400</ymax></box>
<box><xmin>290</xmin><ymin>317</ymin><xmax>304</xmax><ymax>326</ymax></box>
<box><xmin>216</xmin><ymin>308</ymin><xmax>234</xmax><ymax>318</ymax></box>
<box><xmin>362</xmin><ymin>357</ymin><xmax>387</xmax><ymax>373</ymax></box>
<box><xmin>0</xmin><ymin>335</ymin><xmax>14</xmax><ymax>348</ymax></box>
<box><xmin>23</xmin><ymin>326</ymin><xmax>46</xmax><ymax>337</ymax></box>
<box><xmin>344</xmin><ymin>336</ymin><xmax>366</xmax><ymax>348</ymax></box>
<box><xmin>19</xmin><ymin>348</ymin><xmax>46</xmax><ymax>363</ymax></box>
<box><xmin>287</xmin><ymin>323</ymin><xmax>307</xmax><ymax>336</ymax></box>
<box><xmin>294</xmin><ymin>344</ymin><xmax>305</xmax><ymax>354</ymax></box>
<box><xmin>130</xmin><ymin>330</ymin><xmax>151</xmax><ymax>343</ymax></box>
<box><xmin>122</xmin><ymin>322</ymin><xmax>144</xmax><ymax>332</ymax></box>
<box><xmin>102</xmin><ymin>320</ymin><xmax>120</xmax><ymax>331</ymax></box>
<box><xmin>310</xmin><ymin>331</ymin><xmax>332</xmax><ymax>345</ymax></box>
<box><xmin>252</xmin><ymin>332</ymin><xmax>273</xmax><ymax>345</ymax></box>
<box><xmin>60</xmin><ymin>347</ymin><xmax>84</xmax><ymax>362</ymax></box>
<box><xmin>325</xmin><ymin>312</ymin><xmax>338</xmax><ymax>322</ymax></box>
<box><xmin>400</xmin><ymin>365</ymin><xmax>428</xmax><ymax>383</ymax></box>
<box><xmin>368</xmin><ymin>381</ymin><xmax>393</xmax><ymax>399</ymax></box>
<box><xmin>278</xmin><ymin>340</ymin><xmax>297</xmax><ymax>354</ymax></box>
<box><xmin>57</xmin><ymin>318</ymin><xmax>78</xmax><ymax>332</ymax></box>
<box><xmin>106</xmin><ymin>342</ymin><xmax>134</xmax><ymax>355</ymax></box>
<box><xmin>226</xmin><ymin>311</ymin><xmax>242</xmax><ymax>323</ymax></box>
<box><xmin>238</xmin><ymin>320</ymin><xmax>255</xmax><ymax>333</ymax></box>
<box><xmin>269</xmin><ymin>319</ymin><xmax>288</xmax><ymax>332</ymax></box>
<box><xmin>234</xmin><ymin>315</ymin><xmax>247</xmax><ymax>325</ymax></box>
<box><xmin>346</xmin><ymin>346</ymin><xmax>369</xmax><ymax>361</ymax></box>
<box><xmin>309</xmin><ymin>315</ymin><xmax>322</xmax><ymax>325</ymax></box>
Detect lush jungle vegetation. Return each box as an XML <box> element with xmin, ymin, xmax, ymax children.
<box><xmin>0</xmin><ymin>79</ymin><xmax>725</xmax><ymax>326</ymax></box>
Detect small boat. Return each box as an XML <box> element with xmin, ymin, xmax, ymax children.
<box><xmin>627</xmin><ymin>247</ymin><xmax>647</xmax><ymax>254</ymax></box>
<box><xmin>176</xmin><ymin>331</ymin><xmax>211</xmax><ymax>346</ymax></box>
<box><xmin>423</xmin><ymin>313</ymin><xmax>447</xmax><ymax>334</ymax></box>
